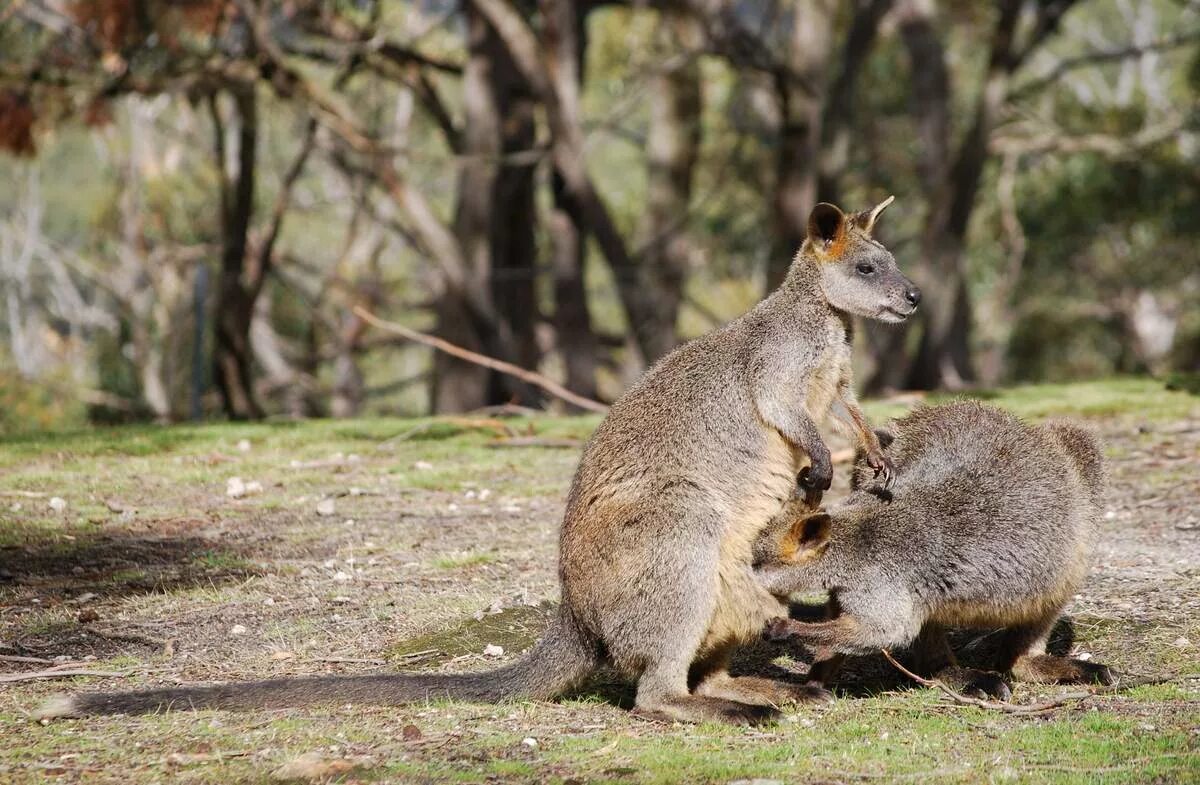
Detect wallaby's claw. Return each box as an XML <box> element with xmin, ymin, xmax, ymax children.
<box><xmin>866</xmin><ymin>449</ymin><xmax>895</xmax><ymax>489</ymax></box>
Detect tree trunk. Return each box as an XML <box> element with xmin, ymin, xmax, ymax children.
<box><xmin>433</xmin><ymin>3</ymin><xmax>542</xmax><ymax>413</ymax></box>
<box><xmin>903</xmin><ymin>0</ymin><xmax>1023</xmax><ymax>390</ymax></box>
<box><xmin>211</xmin><ymin>89</ymin><xmax>264</xmax><ymax>420</ymax></box>
<box><xmin>635</xmin><ymin>11</ymin><xmax>702</xmax><ymax>361</ymax></box>
<box><xmin>543</xmin><ymin>0</ymin><xmax>597</xmax><ymax>399</ymax></box>
<box><xmin>767</xmin><ymin>0</ymin><xmax>835</xmax><ymax>291</ymax></box>
<box><xmin>817</xmin><ymin>0</ymin><xmax>894</xmax><ymax>204</ymax></box>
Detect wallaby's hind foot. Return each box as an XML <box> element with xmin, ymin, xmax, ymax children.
<box><xmin>934</xmin><ymin>666</ymin><xmax>1013</xmax><ymax>701</ymax></box>
<box><xmin>1013</xmin><ymin>655</ymin><xmax>1115</xmax><ymax>686</ymax></box>
<box><xmin>633</xmin><ymin>695</ymin><xmax>781</xmax><ymax>726</ymax></box>
<box><xmin>696</xmin><ymin>672</ymin><xmax>833</xmax><ymax>707</ymax></box>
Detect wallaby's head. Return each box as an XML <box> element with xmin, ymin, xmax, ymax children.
<box><xmin>802</xmin><ymin>197</ymin><xmax>921</xmax><ymax>323</ymax></box>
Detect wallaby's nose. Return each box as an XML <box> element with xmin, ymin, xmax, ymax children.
<box><xmin>904</xmin><ymin>286</ymin><xmax>922</xmax><ymax>308</ymax></box>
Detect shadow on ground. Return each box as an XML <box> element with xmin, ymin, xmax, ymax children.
<box><xmin>381</xmin><ymin>601</ymin><xmax>1090</xmax><ymax>709</ymax></box>
<box><xmin>1</xmin><ymin>531</ymin><xmax>259</xmax><ymax>659</ymax></box>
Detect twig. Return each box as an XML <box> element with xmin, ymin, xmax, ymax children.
<box><xmin>311</xmin><ymin>657</ymin><xmax>386</xmax><ymax>666</ymax></box>
<box><xmin>378</xmin><ymin>417</ymin><xmax>515</xmax><ymax>449</ymax></box>
<box><xmin>354</xmin><ymin>307</ymin><xmax>609</xmax><ymax>414</ymax></box>
<box><xmin>486</xmin><ymin>437</ymin><xmax>582</xmax><ymax>449</ymax></box>
<box><xmin>0</xmin><ymin>667</ymin><xmax>139</xmax><ymax>683</ymax></box>
<box><xmin>0</xmin><ymin>654</ymin><xmax>56</xmax><ymax>664</ymax></box>
<box><xmin>880</xmin><ymin>649</ymin><xmax>1092</xmax><ymax>714</ymax></box>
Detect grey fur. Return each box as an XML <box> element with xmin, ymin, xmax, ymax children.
<box><xmin>38</xmin><ymin>200</ymin><xmax>914</xmax><ymax>724</ymax></box>
<box><xmin>755</xmin><ymin>401</ymin><xmax>1115</xmax><ymax>696</ymax></box>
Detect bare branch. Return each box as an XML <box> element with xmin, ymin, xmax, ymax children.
<box><xmin>354</xmin><ymin>307</ymin><xmax>609</xmax><ymax>414</ymax></box>
<box><xmin>1010</xmin><ymin>29</ymin><xmax>1200</xmax><ymax>101</ymax></box>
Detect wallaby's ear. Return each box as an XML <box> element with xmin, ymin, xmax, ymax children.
<box><xmin>780</xmin><ymin>512</ymin><xmax>832</xmax><ymax>563</ymax></box>
<box><xmin>852</xmin><ymin>195</ymin><xmax>896</xmax><ymax>236</ymax></box>
<box><xmin>807</xmin><ymin>203</ymin><xmax>847</xmax><ymax>255</ymax></box>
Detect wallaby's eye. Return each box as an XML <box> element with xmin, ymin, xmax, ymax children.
<box><xmin>856</xmin><ymin>262</ymin><xmax>876</xmax><ymax>276</ymax></box>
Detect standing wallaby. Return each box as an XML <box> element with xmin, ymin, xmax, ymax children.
<box><xmin>38</xmin><ymin>198</ymin><xmax>920</xmax><ymax>725</ymax></box>
<box><xmin>754</xmin><ymin>401</ymin><xmax>1115</xmax><ymax>699</ymax></box>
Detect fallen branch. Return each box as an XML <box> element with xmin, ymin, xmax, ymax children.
<box><xmin>378</xmin><ymin>417</ymin><xmax>516</xmax><ymax>448</ymax></box>
<box><xmin>0</xmin><ymin>667</ymin><xmax>138</xmax><ymax>683</ymax></box>
<box><xmin>354</xmin><ymin>307</ymin><xmax>609</xmax><ymax>414</ymax></box>
<box><xmin>880</xmin><ymin>649</ymin><xmax>1093</xmax><ymax>714</ymax></box>
<box><xmin>0</xmin><ymin>654</ymin><xmax>56</xmax><ymax>664</ymax></box>
<box><xmin>486</xmin><ymin>437</ymin><xmax>582</xmax><ymax>449</ymax></box>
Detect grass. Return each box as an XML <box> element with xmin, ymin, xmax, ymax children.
<box><xmin>1</xmin><ymin>377</ymin><xmax>1198</xmax><ymax>784</ymax></box>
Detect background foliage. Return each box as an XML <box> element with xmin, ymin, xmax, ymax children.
<box><xmin>1</xmin><ymin>0</ymin><xmax>1198</xmax><ymax>430</ymax></box>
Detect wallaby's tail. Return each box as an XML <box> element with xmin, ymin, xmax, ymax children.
<box><xmin>36</xmin><ymin>608</ymin><xmax>598</xmax><ymax>718</ymax></box>
<box><xmin>1044</xmin><ymin>420</ymin><xmax>1105</xmax><ymax>503</ymax></box>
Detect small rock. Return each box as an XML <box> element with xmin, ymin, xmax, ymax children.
<box><xmin>316</xmin><ymin>499</ymin><xmax>336</xmax><ymax>516</ymax></box>
<box><xmin>48</xmin><ymin>497</ymin><xmax>68</xmax><ymax>513</ymax></box>
<box><xmin>333</xmin><ymin>571</ymin><xmax>350</xmax><ymax>583</ymax></box>
<box><xmin>483</xmin><ymin>644</ymin><xmax>505</xmax><ymax>657</ymax></box>
<box><xmin>521</xmin><ymin>737</ymin><xmax>538</xmax><ymax>750</ymax></box>
<box><xmin>236</xmin><ymin>439</ymin><xmax>252</xmax><ymax>452</ymax></box>
<box><xmin>413</xmin><ymin>461</ymin><xmax>434</xmax><ymax>471</ymax></box>
<box><xmin>227</xmin><ymin>477</ymin><xmax>262</xmax><ymax>498</ymax></box>
<box><xmin>230</xmin><ymin>624</ymin><xmax>248</xmax><ymax>636</ymax></box>
<box><xmin>332</xmin><ymin>596</ymin><xmax>353</xmax><ymax>604</ymax></box>
<box><xmin>9</xmin><ymin>503</ymin><xmax>20</xmax><ymax>512</ymax></box>
<box><xmin>104</xmin><ymin>499</ymin><xmax>128</xmax><ymax>514</ymax></box>
<box><xmin>264</xmin><ymin>597</ymin><xmax>275</xmax><ymax>606</ymax></box>
<box><xmin>401</xmin><ymin>724</ymin><xmax>422</xmax><ymax>741</ymax></box>
<box><xmin>1173</xmin><ymin>636</ymin><xmax>1191</xmax><ymax>648</ymax></box>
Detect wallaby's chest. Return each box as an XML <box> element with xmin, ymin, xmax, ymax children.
<box><xmin>803</xmin><ymin>322</ymin><xmax>852</xmax><ymax>422</ymax></box>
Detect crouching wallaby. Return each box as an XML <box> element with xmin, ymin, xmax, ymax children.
<box><xmin>754</xmin><ymin>401</ymin><xmax>1115</xmax><ymax>700</ymax></box>
<box><xmin>38</xmin><ymin>198</ymin><xmax>919</xmax><ymax>725</ymax></box>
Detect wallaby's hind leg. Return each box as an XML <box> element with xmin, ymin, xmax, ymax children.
<box><xmin>909</xmin><ymin>624</ymin><xmax>1011</xmax><ymax>701</ymax></box>
<box><xmin>996</xmin><ymin>613</ymin><xmax>1115</xmax><ymax>687</ymax></box>
<box><xmin>595</xmin><ymin>508</ymin><xmax>781</xmax><ymax>726</ymax></box>
<box><xmin>691</xmin><ymin>648</ymin><xmax>832</xmax><ymax>707</ymax></box>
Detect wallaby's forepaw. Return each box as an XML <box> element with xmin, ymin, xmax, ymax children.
<box><xmin>799</xmin><ymin>446</ymin><xmax>833</xmax><ymax>492</ymax></box>
<box><xmin>865</xmin><ymin>448</ymin><xmax>895</xmax><ymax>489</ymax></box>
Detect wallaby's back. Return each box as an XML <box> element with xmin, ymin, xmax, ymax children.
<box><xmin>832</xmin><ymin>401</ymin><xmax>1105</xmax><ymax>629</ymax></box>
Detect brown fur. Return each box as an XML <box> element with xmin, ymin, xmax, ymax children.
<box><xmin>38</xmin><ymin>199</ymin><xmax>917</xmax><ymax>725</ymax></box>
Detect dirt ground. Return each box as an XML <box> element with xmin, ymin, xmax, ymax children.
<box><xmin>1</xmin><ymin>379</ymin><xmax>1197</xmax><ymax>784</ymax></box>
